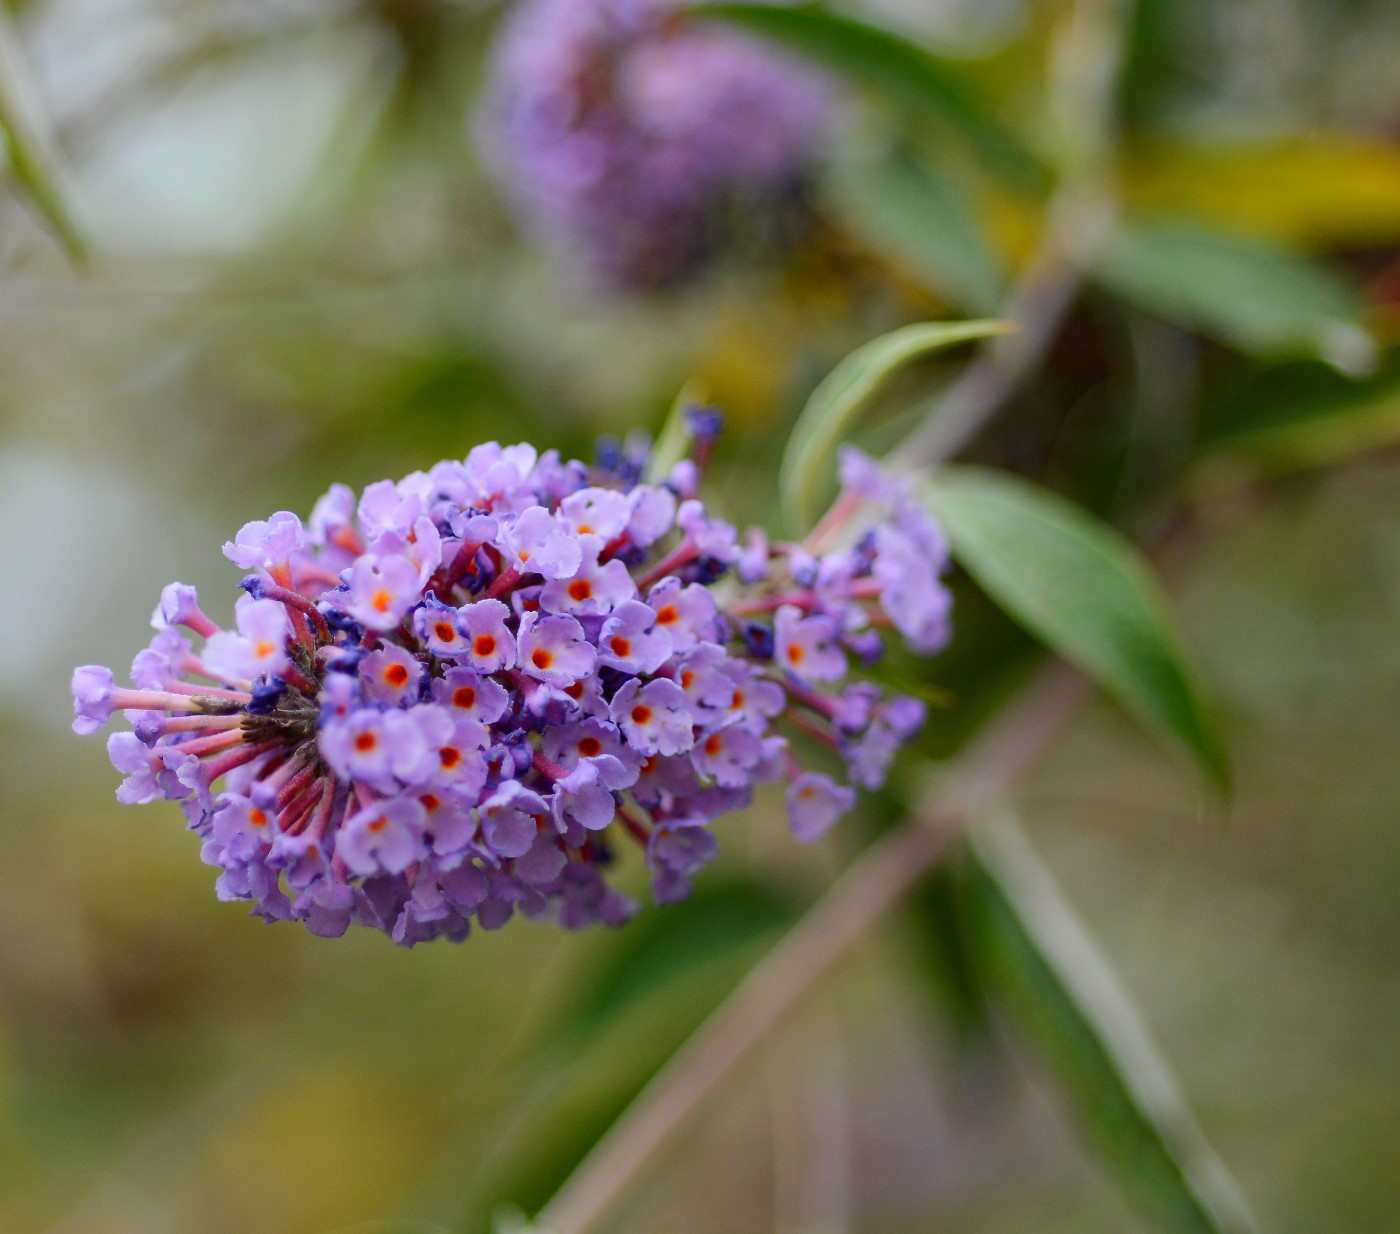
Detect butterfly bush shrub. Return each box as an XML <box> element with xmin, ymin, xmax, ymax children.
<box><xmin>72</xmin><ymin>421</ymin><xmax>949</xmax><ymax>945</ymax></box>
<box><xmin>477</xmin><ymin>0</ymin><xmax>833</xmax><ymax>291</ymax></box>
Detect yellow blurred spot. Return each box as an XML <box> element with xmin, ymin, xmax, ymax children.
<box><xmin>1124</xmin><ymin>138</ymin><xmax>1400</xmax><ymax>249</ymax></box>
<box><xmin>205</xmin><ymin>1063</ymin><xmax>415</xmax><ymax>1232</ymax></box>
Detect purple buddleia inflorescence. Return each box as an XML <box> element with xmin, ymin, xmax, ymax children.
<box><xmin>477</xmin><ymin>0</ymin><xmax>833</xmax><ymax>291</ymax></box>
<box><xmin>73</xmin><ymin>435</ymin><xmax>950</xmax><ymax>946</ymax></box>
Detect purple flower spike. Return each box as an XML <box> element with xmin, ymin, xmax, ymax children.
<box><xmin>478</xmin><ymin>0</ymin><xmax>834</xmax><ymax>293</ymax></box>
<box><xmin>72</xmin><ymin>429</ymin><xmax>949</xmax><ymax>945</ymax></box>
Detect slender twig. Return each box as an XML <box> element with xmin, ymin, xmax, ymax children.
<box><xmin>532</xmin><ymin>663</ymin><xmax>1087</xmax><ymax>1234</ymax></box>
<box><xmin>0</xmin><ymin>5</ymin><xmax>89</xmax><ymax>264</ymax></box>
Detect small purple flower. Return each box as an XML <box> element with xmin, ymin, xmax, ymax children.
<box><xmin>224</xmin><ymin>511</ymin><xmax>305</xmax><ymax>571</ymax></box>
<box><xmin>151</xmin><ymin>582</ymin><xmax>219</xmax><ymax>637</ymax></box>
<box><xmin>646</xmin><ymin>577</ymin><xmax>719</xmax><ymax>652</ymax></box>
<box><xmin>626</xmin><ymin>485</ymin><xmax>677</xmax><ymax>546</ymax></box>
<box><xmin>71</xmin><ymin>665</ymin><xmax>116</xmax><ymax>735</ymax></box>
<box><xmin>344</xmin><ymin>553</ymin><xmax>422</xmax><ymax>631</ymax></box>
<box><xmin>551</xmin><ymin>760</ymin><xmax>618</xmax><ymax>832</ymax></box>
<box><xmin>458</xmin><ymin>598</ymin><xmax>517</xmax><ymax>673</ymax></box>
<box><xmin>786</xmin><ymin>772</ymin><xmax>855</xmax><ymax>842</ymax></box>
<box><xmin>413</xmin><ymin>594</ymin><xmax>471</xmax><ymax>657</ymax></box>
<box><xmin>648</xmin><ymin>819</ymin><xmax>718</xmax><ymax>904</ymax></box>
<box><xmin>108</xmin><ymin>731</ymin><xmax>160</xmax><ymax>804</ymax></box>
<box><xmin>774</xmin><ymin>605</ymin><xmax>845</xmax><ymax>681</ymax></box>
<box><xmin>337</xmin><ymin>795</ymin><xmax>427</xmax><ymax>876</ymax></box>
<box><xmin>540</xmin><ymin>538</ymin><xmax>637</xmax><ymax>616</ymax></box>
<box><xmin>504</xmin><ymin>506</ymin><xmax>582</xmax><ymax>580</ymax></box>
<box><xmin>518</xmin><ymin>612</ymin><xmax>596</xmax><ymax>684</ymax></box>
<box><xmin>360</xmin><ymin>643</ymin><xmax>423</xmax><ymax>707</ymax></box>
<box><xmin>201</xmin><ymin>596</ymin><xmax>291</xmax><ymax>683</ymax></box>
<box><xmin>558</xmin><ymin>486</ymin><xmax>633</xmax><ymax>541</ymax></box>
<box><xmin>611</xmin><ymin>677</ymin><xmax>694</xmax><ymax>756</ymax></box>
<box><xmin>432</xmin><ymin>667</ymin><xmax>510</xmax><ymax>725</ymax></box>
<box><xmin>480</xmin><ymin>781</ymin><xmax>548</xmax><ymax>859</ymax></box>
<box><xmin>597</xmin><ymin>600</ymin><xmax>672</xmax><ymax>674</ymax></box>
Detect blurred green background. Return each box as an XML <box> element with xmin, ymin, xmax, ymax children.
<box><xmin>1</xmin><ymin>0</ymin><xmax>1398</xmax><ymax>1232</ymax></box>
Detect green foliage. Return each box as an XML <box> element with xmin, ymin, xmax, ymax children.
<box><xmin>824</xmin><ymin>142</ymin><xmax>1004</xmax><ymax>315</ymax></box>
<box><xmin>566</xmin><ymin>879</ymin><xmax>798</xmax><ymax>1039</ymax></box>
<box><xmin>1196</xmin><ymin>348</ymin><xmax>1400</xmax><ymax>472</ymax></box>
<box><xmin>904</xmin><ymin>858</ymin><xmax>990</xmax><ymax>1041</ymax></box>
<box><xmin>965</xmin><ymin>813</ymin><xmax>1258</xmax><ymax>1234</ymax></box>
<box><xmin>1096</xmin><ymin>219</ymin><xmax>1373</xmax><ymax>371</ymax></box>
<box><xmin>463</xmin><ymin>880</ymin><xmax>797</xmax><ymax>1221</ymax></box>
<box><xmin>694</xmin><ymin>2</ymin><xmax>1046</xmax><ymax>190</ymax></box>
<box><xmin>921</xmin><ymin>466</ymin><xmax>1228</xmax><ymax>788</ymax></box>
<box><xmin>780</xmin><ymin>320</ymin><xmax>1010</xmax><ymax>531</ymax></box>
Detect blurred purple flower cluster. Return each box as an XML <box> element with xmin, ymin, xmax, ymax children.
<box><xmin>477</xmin><ymin>0</ymin><xmax>833</xmax><ymax>291</ymax></box>
<box><xmin>73</xmin><ymin>426</ymin><xmax>949</xmax><ymax>946</ymax></box>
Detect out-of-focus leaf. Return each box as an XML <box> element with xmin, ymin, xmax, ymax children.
<box><xmin>966</xmin><ymin>812</ymin><xmax>1258</xmax><ymax>1234</ymax></box>
<box><xmin>0</xmin><ymin>8</ymin><xmax>88</xmax><ymax>263</ymax></box>
<box><xmin>781</xmin><ymin>319</ymin><xmax>1009</xmax><ymax>531</ymax></box>
<box><xmin>921</xmin><ymin>465</ymin><xmax>1228</xmax><ymax>788</ymax></box>
<box><xmin>1124</xmin><ymin>139</ymin><xmax>1400</xmax><ymax>249</ymax></box>
<box><xmin>461</xmin><ymin>879</ymin><xmax>798</xmax><ymax>1222</ymax></box>
<box><xmin>646</xmin><ymin>379</ymin><xmax>709</xmax><ymax>484</ymax></box>
<box><xmin>1096</xmin><ymin>219</ymin><xmax>1373</xmax><ymax>372</ymax></box>
<box><xmin>906</xmin><ymin>860</ymin><xmax>990</xmax><ymax>1041</ymax></box>
<box><xmin>1195</xmin><ymin>348</ymin><xmax>1400</xmax><ymax>472</ymax></box>
<box><xmin>825</xmin><ymin>142</ymin><xmax>1003</xmax><ymax>315</ymax></box>
<box><xmin>694</xmin><ymin>3</ymin><xmax>1046</xmax><ymax>191</ymax></box>
<box><xmin>568</xmin><ymin>879</ymin><xmax>798</xmax><ymax>1038</ymax></box>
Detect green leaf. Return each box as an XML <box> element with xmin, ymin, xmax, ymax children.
<box><xmin>568</xmin><ymin>879</ymin><xmax>797</xmax><ymax>1038</ymax></box>
<box><xmin>693</xmin><ymin>3</ymin><xmax>1046</xmax><ymax>191</ymax></box>
<box><xmin>966</xmin><ymin>811</ymin><xmax>1257</xmax><ymax>1234</ymax></box>
<box><xmin>921</xmin><ymin>465</ymin><xmax>1228</xmax><ymax>787</ymax></box>
<box><xmin>825</xmin><ymin>142</ymin><xmax>1003</xmax><ymax>315</ymax></box>
<box><xmin>0</xmin><ymin>7</ymin><xmax>88</xmax><ymax>264</ymax></box>
<box><xmin>459</xmin><ymin>880</ymin><xmax>797</xmax><ymax>1223</ymax></box>
<box><xmin>1195</xmin><ymin>347</ymin><xmax>1400</xmax><ymax>472</ymax></box>
<box><xmin>1096</xmin><ymin>219</ymin><xmax>1372</xmax><ymax>371</ymax></box>
<box><xmin>905</xmin><ymin>858</ymin><xmax>991</xmax><ymax>1041</ymax></box>
<box><xmin>781</xmin><ymin>319</ymin><xmax>1010</xmax><ymax>531</ymax></box>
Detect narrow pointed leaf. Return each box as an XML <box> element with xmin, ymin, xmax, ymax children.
<box><xmin>1097</xmin><ymin>219</ymin><xmax>1372</xmax><ymax>372</ymax></box>
<box><xmin>966</xmin><ymin>811</ymin><xmax>1258</xmax><ymax>1234</ymax></box>
<box><xmin>693</xmin><ymin>3</ymin><xmax>1045</xmax><ymax>190</ymax></box>
<box><xmin>921</xmin><ymin>465</ymin><xmax>1227</xmax><ymax>787</ymax></box>
<box><xmin>826</xmin><ymin>142</ymin><xmax>1003</xmax><ymax>314</ymax></box>
<box><xmin>782</xmin><ymin>319</ymin><xmax>1009</xmax><ymax>531</ymax></box>
<box><xmin>0</xmin><ymin>8</ymin><xmax>88</xmax><ymax>264</ymax></box>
